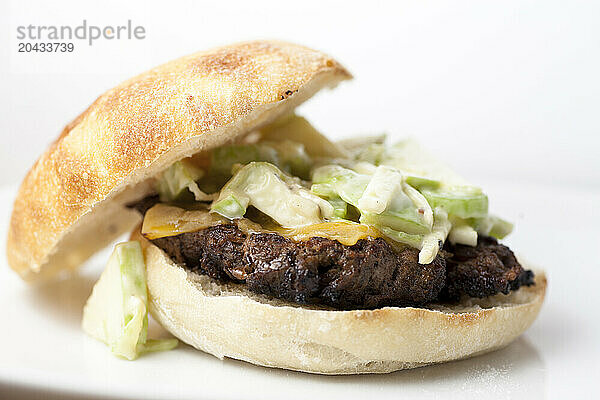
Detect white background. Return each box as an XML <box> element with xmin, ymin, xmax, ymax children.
<box><xmin>1</xmin><ymin>0</ymin><xmax>599</xmax><ymax>188</ymax></box>
<box><xmin>1</xmin><ymin>1</ymin><xmax>599</xmax><ymax>399</ymax></box>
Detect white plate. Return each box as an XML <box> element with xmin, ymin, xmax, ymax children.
<box><xmin>0</xmin><ymin>183</ymin><xmax>598</xmax><ymax>400</ymax></box>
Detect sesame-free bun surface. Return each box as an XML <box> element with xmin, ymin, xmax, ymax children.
<box><xmin>7</xmin><ymin>40</ymin><xmax>351</xmax><ymax>281</ymax></box>
<box><xmin>137</xmin><ymin>232</ymin><xmax>546</xmax><ymax>375</ymax></box>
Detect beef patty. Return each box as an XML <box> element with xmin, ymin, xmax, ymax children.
<box><xmin>150</xmin><ymin>224</ymin><xmax>534</xmax><ymax>310</ymax></box>
<box><xmin>441</xmin><ymin>236</ymin><xmax>535</xmax><ymax>300</ymax></box>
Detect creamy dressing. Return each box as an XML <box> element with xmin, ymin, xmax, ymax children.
<box><xmin>150</xmin><ymin>116</ymin><xmax>511</xmax><ymax>264</ymax></box>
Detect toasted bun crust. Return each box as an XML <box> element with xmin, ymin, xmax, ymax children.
<box><xmin>7</xmin><ymin>41</ymin><xmax>351</xmax><ymax>281</ymax></box>
<box><xmin>136</xmin><ymin>232</ymin><xmax>547</xmax><ymax>375</ymax></box>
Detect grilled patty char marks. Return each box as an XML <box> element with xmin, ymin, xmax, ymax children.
<box><xmin>150</xmin><ymin>224</ymin><xmax>534</xmax><ymax>310</ymax></box>
<box><xmin>441</xmin><ymin>236</ymin><xmax>535</xmax><ymax>300</ymax></box>
<box><xmin>153</xmin><ymin>226</ymin><xmax>447</xmax><ymax>309</ymax></box>
<box><xmin>243</xmin><ymin>234</ymin><xmax>447</xmax><ymax>308</ymax></box>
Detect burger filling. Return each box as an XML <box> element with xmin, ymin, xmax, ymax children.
<box><xmin>131</xmin><ymin>114</ymin><xmax>534</xmax><ymax>310</ymax></box>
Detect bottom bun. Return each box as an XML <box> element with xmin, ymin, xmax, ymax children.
<box><xmin>137</xmin><ymin>234</ymin><xmax>546</xmax><ymax>375</ymax></box>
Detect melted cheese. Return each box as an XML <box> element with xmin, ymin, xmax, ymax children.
<box><xmin>277</xmin><ymin>222</ymin><xmax>383</xmax><ymax>246</ymax></box>
<box><xmin>142</xmin><ymin>203</ymin><xmax>383</xmax><ymax>245</ymax></box>
<box><xmin>141</xmin><ymin>204</ymin><xmax>228</xmax><ymax>240</ymax></box>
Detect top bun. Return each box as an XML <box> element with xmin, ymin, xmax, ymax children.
<box><xmin>7</xmin><ymin>40</ymin><xmax>351</xmax><ymax>281</ymax></box>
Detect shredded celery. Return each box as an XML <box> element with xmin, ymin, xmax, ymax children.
<box><xmin>419</xmin><ymin>208</ymin><xmax>452</xmax><ymax>264</ymax></box>
<box><xmin>82</xmin><ymin>242</ymin><xmax>178</xmax><ymax>360</ymax></box>
<box><xmin>358</xmin><ymin>166</ymin><xmax>404</xmax><ymax>214</ymax></box>
<box><xmin>156</xmin><ymin>160</ymin><xmax>214</xmax><ymax>202</ymax></box>
<box><xmin>211</xmin><ymin>162</ymin><xmax>325</xmax><ymax>227</ymax></box>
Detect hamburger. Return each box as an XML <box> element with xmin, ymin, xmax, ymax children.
<box><xmin>6</xmin><ymin>40</ymin><xmax>546</xmax><ymax>374</ymax></box>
